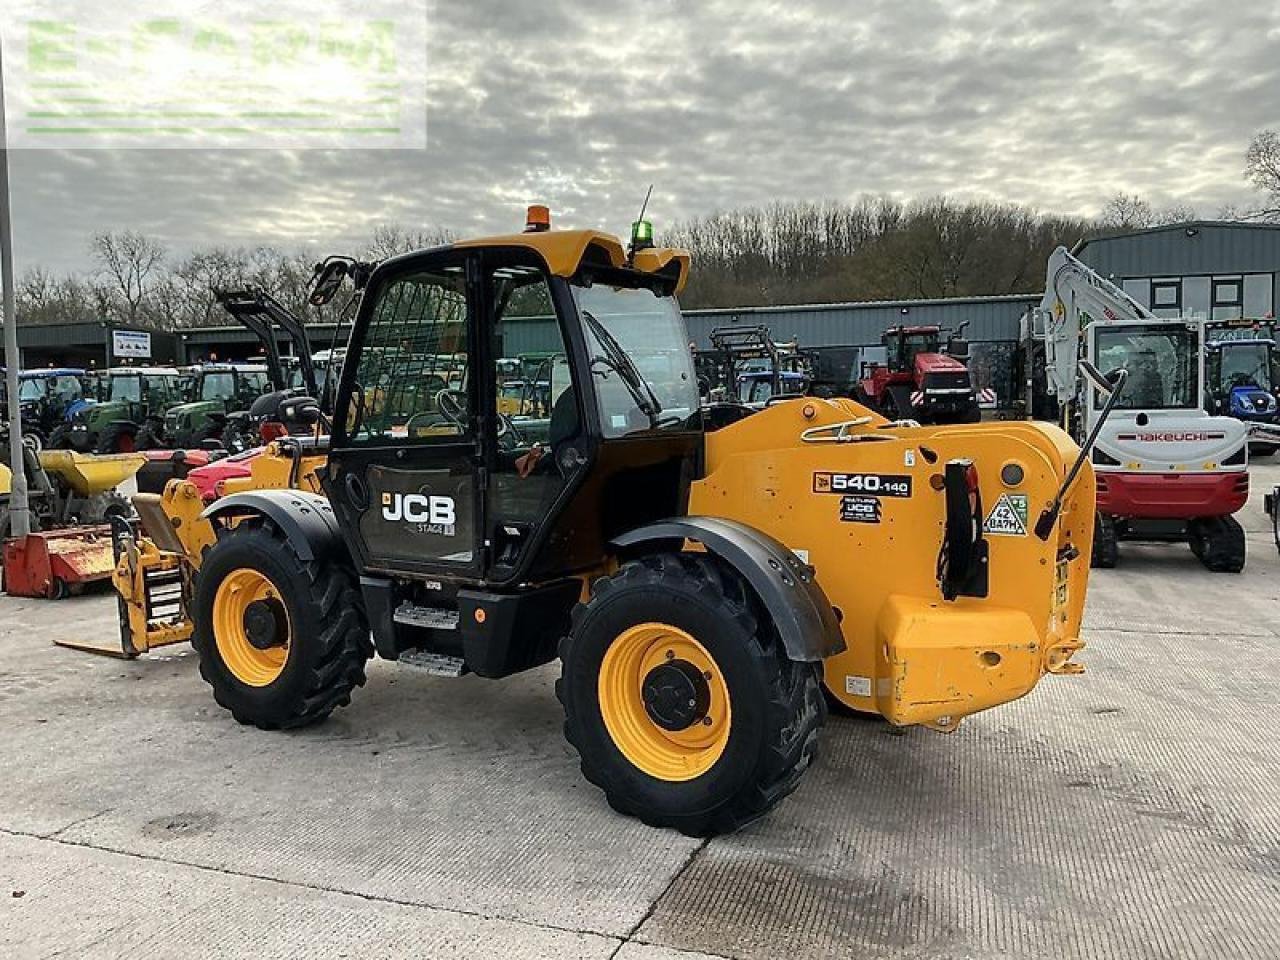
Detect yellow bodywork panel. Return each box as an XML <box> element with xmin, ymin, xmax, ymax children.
<box><xmin>0</xmin><ymin>462</ymin><xmax>10</xmax><ymax>496</ymax></box>
<box><xmin>690</xmin><ymin>397</ymin><xmax>1094</xmax><ymax>728</ymax></box>
<box><xmin>455</xmin><ymin>228</ymin><xmax>690</xmax><ymax>293</ymax></box>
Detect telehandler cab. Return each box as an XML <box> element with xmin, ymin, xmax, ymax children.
<box><xmin>108</xmin><ymin>210</ymin><xmax>1101</xmax><ymax>835</ymax></box>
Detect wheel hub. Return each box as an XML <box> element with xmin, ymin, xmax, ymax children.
<box><xmin>243</xmin><ymin>598</ymin><xmax>288</xmax><ymax>651</ymax></box>
<box><xmin>642</xmin><ymin>659</ymin><xmax>710</xmax><ymax>731</ymax></box>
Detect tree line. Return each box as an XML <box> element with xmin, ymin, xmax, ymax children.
<box><xmin>16</xmin><ymin>130</ymin><xmax>1280</xmax><ymax>327</ymax></box>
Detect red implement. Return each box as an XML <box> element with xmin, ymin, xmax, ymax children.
<box><xmin>2</xmin><ymin>526</ymin><xmax>115</xmax><ymax>599</ymax></box>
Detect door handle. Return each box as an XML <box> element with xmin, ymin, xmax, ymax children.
<box><xmin>344</xmin><ymin>473</ymin><xmax>369</xmax><ymax>510</ymax></box>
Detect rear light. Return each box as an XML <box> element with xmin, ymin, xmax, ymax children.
<box><xmin>937</xmin><ymin>458</ymin><xmax>989</xmax><ymax>601</ymax></box>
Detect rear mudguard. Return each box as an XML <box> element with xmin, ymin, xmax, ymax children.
<box><xmin>201</xmin><ymin>490</ymin><xmax>347</xmax><ymax>563</ymax></box>
<box><xmin>611</xmin><ymin>516</ymin><xmax>845</xmax><ymax>663</ymax></box>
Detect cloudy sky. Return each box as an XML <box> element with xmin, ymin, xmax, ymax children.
<box><xmin>4</xmin><ymin>0</ymin><xmax>1278</xmax><ymax>274</ymax></box>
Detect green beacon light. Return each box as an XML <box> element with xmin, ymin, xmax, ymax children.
<box><xmin>631</xmin><ymin>218</ymin><xmax>654</xmax><ymax>251</ymax></box>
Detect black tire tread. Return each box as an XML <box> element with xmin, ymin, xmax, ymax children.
<box><xmin>557</xmin><ymin>552</ymin><xmax>825</xmax><ymax>836</ymax></box>
<box><xmin>1189</xmin><ymin>515</ymin><xmax>1246</xmax><ymax>573</ymax></box>
<box><xmin>1092</xmin><ymin>514</ymin><xmax>1119</xmax><ymax>568</ymax></box>
<box><xmin>192</xmin><ymin>522</ymin><xmax>372</xmax><ymax>730</ymax></box>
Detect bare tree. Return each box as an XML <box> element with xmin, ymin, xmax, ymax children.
<box><xmin>1099</xmin><ymin>193</ymin><xmax>1156</xmax><ymax>230</ymax></box>
<box><xmin>16</xmin><ymin>268</ymin><xmax>94</xmax><ymax>326</ymax></box>
<box><xmin>365</xmin><ymin>224</ymin><xmax>454</xmax><ymax>260</ymax></box>
<box><xmin>1244</xmin><ymin>130</ymin><xmax>1280</xmax><ymax>221</ymax></box>
<box><xmin>90</xmin><ymin>231</ymin><xmax>166</xmax><ymax>326</ymax></box>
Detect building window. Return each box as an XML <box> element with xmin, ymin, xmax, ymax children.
<box><xmin>1150</xmin><ymin>280</ymin><xmax>1182</xmax><ymax>311</ymax></box>
<box><xmin>1212</xmin><ymin>277</ymin><xmax>1244</xmax><ymax>320</ymax></box>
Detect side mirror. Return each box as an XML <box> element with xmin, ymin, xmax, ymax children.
<box><xmin>309</xmin><ymin>260</ymin><xmax>348</xmax><ymax>306</ymax></box>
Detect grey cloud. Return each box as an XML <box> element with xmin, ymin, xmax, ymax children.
<box><xmin>7</xmin><ymin>0</ymin><xmax>1277</xmax><ymax>274</ymax></box>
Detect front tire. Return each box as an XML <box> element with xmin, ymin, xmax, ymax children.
<box><xmin>192</xmin><ymin>522</ymin><xmax>372</xmax><ymax>730</ymax></box>
<box><xmin>558</xmin><ymin>553</ymin><xmax>825</xmax><ymax>836</ymax></box>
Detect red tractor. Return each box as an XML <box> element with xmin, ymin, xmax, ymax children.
<box><xmin>856</xmin><ymin>323</ymin><xmax>981</xmax><ymax>424</ymax></box>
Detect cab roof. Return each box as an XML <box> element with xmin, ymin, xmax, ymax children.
<box><xmin>452</xmin><ymin>228</ymin><xmax>691</xmax><ymax>294</ymax></box>
<box><xmin>107</xmin><ymin>366</ymin><xmax>182</xmax><ymax>376</ymax></box>
<box><xmin>20</xmin><ymin>368</ymin><xmax>85</xmax><ymax>378</ymax></box>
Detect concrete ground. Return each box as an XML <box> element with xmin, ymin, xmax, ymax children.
<box><xmin>3</xmin><ymin>465</ymin><xmax>1280</xmax><ymax>960</ymax></box>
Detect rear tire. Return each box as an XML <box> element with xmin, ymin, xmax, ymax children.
<box><xmin>192</xmin><ymin>522</ymin><xmax>372</xmax><ymax>730</ymax></box>
<box><xmin>558</xmin><ymin>553</ymin><xmax>825</xmax><ymax>836</ymax></box>
<box><xmin>1091</xmin><ymin>514</ymin><xmax>1119</xmax><ymax>568</ymax></box>
<box><xmin>96</xmin><ymin>422</ymin><xmax>138</xmax><ymax>454</ymax></box>
<box><xmin>1188</xmin><ymin>516</ymin><xmax>1246</xmax><ymax>573</ymax></box>
<box><xmin>78</xmin><ymin>490</ymin><xmax>134</xmax><ymax>526</ymax></box>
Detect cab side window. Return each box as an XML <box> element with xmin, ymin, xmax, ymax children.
<box><xmin>348</xmin><ymin>266</ymin><xmax>471</xmax><ymax>443</ymax></box>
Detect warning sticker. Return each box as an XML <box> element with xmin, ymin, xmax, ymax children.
<box><xmin>983</xmin><ymin>493</ymin><xmax>1029</xmax><ymax>536</ymax></box>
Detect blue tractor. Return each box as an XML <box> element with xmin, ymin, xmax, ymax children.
<box><xmin>1205</xmin><ymin>337</ymin><xmax>1280</xmax><ymax>456</ymax></box>
<box><xmin>0</xmin><ymin>368</ymin><xmax>96</xmax><ymax>451</ymax></box>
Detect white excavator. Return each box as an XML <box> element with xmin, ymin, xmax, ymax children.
<box><xmin>1033</xmin><ymin>246</ymin><xmax>1250</xmax><ymax>571</ymax></box>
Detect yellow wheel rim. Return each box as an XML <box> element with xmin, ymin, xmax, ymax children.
<box><xmin>213</xmin><ymin>568</ymin><xmax>291</xmax><ymax>687</ymax></box>
<box><xmin>598</xmin><ymin>622</ymin><xmax>732</xmax><ymax>782</ymax></box>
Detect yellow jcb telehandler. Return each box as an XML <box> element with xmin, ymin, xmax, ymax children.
<box><xmin>107</xmin><ymin>209</ymin><xmax>1116</xmax><ymax>835</ymax></box>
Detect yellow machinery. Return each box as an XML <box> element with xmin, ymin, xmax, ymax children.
<box><xmin>110</xmin><ymin>440</ymin><xmax>324</xmax><ymax>654</ymax></box>
<box><xmin>104</xmin><ymin>210</ymin><xmax>1102</xmax><ymax>835</ymax></box>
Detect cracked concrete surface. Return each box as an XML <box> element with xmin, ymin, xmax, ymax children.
<box><xmin>3</xmin><ymin>464</ymin><xmax>1280</xmax><ymax>959</ymax></box>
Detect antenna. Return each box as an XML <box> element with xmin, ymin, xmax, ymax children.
<box><xmin>636</xmin><ymin>184</ymin><xmax>653</xmax><ymax>225</ymax></box>
<box><xmin>627</xmin><ymin>184</ymin><xmax>656</xmax><ymax>264</ymax></box>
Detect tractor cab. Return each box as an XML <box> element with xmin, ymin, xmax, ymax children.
<box><xmin>4</xmin><ymin>368</ymin><xmax>93</xmax><ymax>445</ymax></box>
<box><xmin>1205</xmin><ymin>337</ymin><xmax>1279</xmax><ymax>423</ymax></box>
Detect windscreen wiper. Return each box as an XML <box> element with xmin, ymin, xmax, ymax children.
<box><xmin>581</xmin><ymin>309</ymin><xmax>664</xmax><ymax>426</ymax></box>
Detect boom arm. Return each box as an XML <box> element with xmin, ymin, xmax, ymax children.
<box><xmin>215</xmin><ymin>290</ymin><xmax>319</xmax><ymax>402</ymax></box>
<box><xmin>1036</xmin><ymin>246</ymin><xmax>1159</xmax><ymax>397</ymax></box>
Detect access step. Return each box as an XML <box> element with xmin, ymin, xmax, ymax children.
<box><xmin>393</xmin><ymin>602</ymin><xmax>459</xmax><ymax>631</ymax></box>
<box><xmin>397</xmin><ymin>649</ymin><xmax>468</xmax><ymax>677</ymax></box>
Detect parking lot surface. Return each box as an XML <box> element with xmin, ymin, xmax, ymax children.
<box><xmin>3</xmin><ymin>464</ymin><xmax>1280</xmax><ymax>959</ymax></box>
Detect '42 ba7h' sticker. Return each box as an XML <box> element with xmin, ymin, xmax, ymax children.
<box><xmin>813</xmin><ymin>472</ymin><xmax>912</xmax><ymax>497</ymax></box>
<box><xmin>983</xmin><ymin>493</ymin><xmax>1028</xmax><ymax>536</ymax></box>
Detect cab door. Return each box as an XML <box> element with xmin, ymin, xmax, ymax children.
<box><xmin>328</xmin><ymin>251</ymin><xmax>484</xmax><ymax>578</ymax></box>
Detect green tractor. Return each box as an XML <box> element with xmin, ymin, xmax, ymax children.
<box><xmin>52</xmin><ymin>366</ymin><xmax>189</xmax><ymax>453</ymax></box>
<box><xmin>143</xmin><ymin>363</ymin><xmax>272</xmax><ymax>451</ymax></box>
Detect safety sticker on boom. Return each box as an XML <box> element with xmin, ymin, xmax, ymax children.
<box><xmin>983</xmin><ymin>493</ymin><xmax>1028</xmax><ymax>536</ymax></box>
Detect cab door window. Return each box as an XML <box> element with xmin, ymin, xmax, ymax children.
<box><xmin>348</xmin><ymin>266</ymin><xmax>471</xmax><ymax>443</ymax></box>
<box><xmin>487</xmin><ymin>264</ymin><xmax>579</xmax><ymax>571</ymax></box>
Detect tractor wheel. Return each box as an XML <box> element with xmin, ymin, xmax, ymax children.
<box><xmin>192</xmin><ymin>522</ymin><xmax>372</xmax><ymax>730</ymax></box>
<box><xmin>1091</xmin><ymin>514</ymin><xmax>1119</xmax><ymax>568</ymax></box>
<box><xmin>96</xmin><ymin>422</ymin><xmax>138</xmax><ymax>454</ymax></box>
<box><xmin>45</xmin><ymin>425</ymin><xmax>74</xmax><ymax>450</ymax></box>
<box><xmin>557</xmin><ymin>553</ymin><xmax>825</xmax><ymax>836</ymax></box>
<box><xmin>134</xmin><ymin>422</ymin><xmax>166</xmax><ymax>451</ymax></box>
<box><xmin>1188</xmin><ymin>516</ymin><xmax>1246</xmax><ymax>573</ymax></box>
<box><xmin>78</xmin><ymin>490</ymin><xmax>134</xmax><ymax>526</ymax></box>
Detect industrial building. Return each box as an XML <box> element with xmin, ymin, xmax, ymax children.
<box><xmin>6</xmin><ymin>222</ymin><xmax>1279</xmax><ymax>394</ymax></box>
<box><xmin>1075</xmin><ymin>220</ymin><xmax>1280</xmax><ymax>321</ymax></box>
